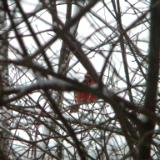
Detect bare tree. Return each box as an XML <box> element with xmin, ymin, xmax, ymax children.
<box><xmin>0</xmin><ymin>0</ymin><xmax>160</xmax><ymax>159</ymax></box>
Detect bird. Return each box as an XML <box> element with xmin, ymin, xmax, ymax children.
<box><xmin>70</xmin><ymin>73</ymin><xmax>97</xmax><ymax>113</ymax></box>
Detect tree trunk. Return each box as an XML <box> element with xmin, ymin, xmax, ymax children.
<box><xmin>56</xmin><ymin>1</ymin><xmax>84</xmax><ymax>159</ymax></box>
<box><xmin>0</xmin><ymin>1</ymin><xmax>10</xmax><ymax>159</ymax></box>
<box><xmin>138</xmin><ymin>0</ymin><xmax>160</xmax><ymax>159</ymax></box>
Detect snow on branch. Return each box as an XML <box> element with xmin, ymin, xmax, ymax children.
<box><xmin>1</xmin><ymin>78</ymin><xmax>77</xmax><ymax>104</ymax></box>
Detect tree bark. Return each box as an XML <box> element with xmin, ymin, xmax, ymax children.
<box><xmin>0</xmin><ymin>1</ymin><xmax>10</xmax><ymax>159</ymax></box>
<box><xmin>138</xmin><ymin>0</ymin><xmax>160</xmax><ymax>159</ymax></box>
<box><xmin>57</xmin><ymin>1</ymin><xmax>84</xmax><ymax>159</ymax></box>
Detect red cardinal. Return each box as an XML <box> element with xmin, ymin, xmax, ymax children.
<box><xmin>70</xmin><ymin>73</ymin><xmax>97</xmax><ymax>113</ymax></box>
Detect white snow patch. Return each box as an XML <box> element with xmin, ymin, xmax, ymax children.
<box><xmin>90</xmin><ymin>84</ymin><xmax>98</xmax><ymax>88</ymax></box>
<box><xmin>102</xmin><ymin>87</ymin><xmax>114</xmax><ymax>97</ymax></box>
<box><xmin>138</xmin><ymin>113</ymin><xmax>149</xmax><ymax>123</ymax></box>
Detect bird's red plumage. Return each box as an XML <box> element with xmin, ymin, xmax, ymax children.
<box><xmin>75</xmin><ymin>91</ymin><xmax>97</xmax><ymax>104</ymax></box>
<box><xmin>75</xmin><ymin>73</ymin><xmax>97</xmax><ymax>104</ymax></box>
<box><xmin>71</xmin><ymin>73</ymin><xmax>97</xmax><ymax>113</ymax></box>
